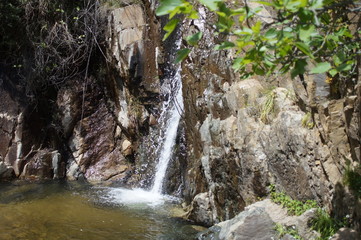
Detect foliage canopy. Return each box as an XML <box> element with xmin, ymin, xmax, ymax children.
<box><xmin>156</xmin><ymin>0</ymin><xmax>360</xmax><ymax>80</ymax></box>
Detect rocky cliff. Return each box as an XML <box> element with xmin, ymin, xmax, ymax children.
<box><xmin>0</xmin><ymin>1</ymin><xmax>169</xmax><ymax>187</ymax></box>
<box><xmin>179</xmin><ymin>4</ymin><xmax>361</xmax><ymax>230</ymax></box>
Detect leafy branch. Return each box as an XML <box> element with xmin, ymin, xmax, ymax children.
<box><xmin>156</xmin><ymin>0</ymin><xmax>360</xmax><ymax>80</ymax></box>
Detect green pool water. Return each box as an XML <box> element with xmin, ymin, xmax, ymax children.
<box><xmin>0</xmin><ymin>181</ymin><xmax>200</xmax><ymax>240</ymax></box>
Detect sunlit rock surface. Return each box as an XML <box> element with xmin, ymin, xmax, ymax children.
<box><xmin>198</xmin><ymin>199</ymin><xmax>321</xmax><ymax>240</ymax></box>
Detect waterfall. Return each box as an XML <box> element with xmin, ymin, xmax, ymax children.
<box><xmin>101</xmin><ymin>67</ymin><xmax>183</xmax><ymax>206</ymax></box>
<box><xmin>151</xmin><ymin>68</ymin><xmax>183</xmax><ymax>194</ymax></box>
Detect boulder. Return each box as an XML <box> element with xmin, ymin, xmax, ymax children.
<box><xmin>198</xmin><ymin>202</ymin><xmax>277</xmax><ymax>240</ymax></box>
<box><xmin>198</xmin><ymin>199</ymin><xmax>321</xmax><ymax>240</ymax></box>
<box><xmin>20</xmin><ymin>150</ymin><xmax>54</xmax><ymax>180</ymax></box>
<box><xmin>0</xmin><ymin>161</ymin><xmax>15</xmax><ymax>180</ymax></box>
<box><xmin>187</xmin><ymin>192</ymin><xmax>214</xmax><ymax>226</ymax></box>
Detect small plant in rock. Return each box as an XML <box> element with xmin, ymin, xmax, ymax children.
<box><xmin>311</xmin><ymin>208</ymin><xmax>345</xmax><ymax>240</ymax></box>
<box><xmin>269</xmin><ymin>185</ymin><xmax>348</xmax><ymax>240</ymax></box>
<box><xmin>274</xmin><ymin>223</ymin><xmax>303</xmax><ymax>240</ymax></box>
<box><xmin>260</xmin><ymin>88</ymin><xmax>276</xmax><ymax>124</ymax></box>
<box><xmin>301</xmin><ymin>112</ymin><xmax>314</xmax><ymax>129</ymax></box>
<box><xmin>344</xmin><ymin>164</ymin><xmax>361</xmax><ymax>198</ymax></box>
<box><xmin>269</xmin><ymin>185</ymin><xmax>318</xmax><ymax>216</ymax></box>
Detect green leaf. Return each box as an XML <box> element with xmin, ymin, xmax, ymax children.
<box><xmin>252</xmin><ymin>21</ymin><xmax>262</xmax><ymax>34</ymax></box>
<box><xmin>299</xmin><ymin>8</ymin><xmax>314</xmax><ymax>23</ymax></box>
<box><xmin>162</xmin><ymin>18</ymin><xmax>180</xmax><ymax>41</ymax></box>
<box><xmin>311</xmin><ymin>0</ymin><xmax>323</xmax><ymax>9</ymax></box>
<box><xmin>295</xmin><ymin>42</ymin><xmax>313</xmax><ymax>58</ymax></box>
<box><xmin>214</xmin><ymin>41</ymin><xmax>235</xmax><ymax>50</ymax></box>
<box><xmin>265</xmin><ymin>28</ymin><xmax>278</xmax><ymax>39</ymax></box>
<box><xmin>333</xmin><ymin>51</ymin><xmax>345</xmax><ymax>66</ymax></box>
<box><xmin>299</xmin><ymin>25</ymin><xmax>315</xmax><ymax>42</ymax></box>
<box><xmin>310</xmin><ymin>62</ymin><xmax>331</xmax><ymax>74</ymax></box>
<box><xmin>232</xmin><ymin>57</ymin><xmax>244</xmax><ymax>71</ymax></box>
<box><xmin>186</xmin><ymin>32</ymin><xmax>203</xmax><ymax>46</ymax></box>
<box><xmin>199</xmin><ymin>0</ymin><xmax>221</xmax><ymax>11</ymax></box>
<box><xmin>175</xmin><ymin>48</ymin><xmax>191</xmax><ymax>63</ymax></box>
<box><xmin>255</xmin><ymin>1</ymin><xmax>275</xmax><ymax>6</ymax></box>
<box><xmin>234</xmin><ymin>28</ymin><xmax>253</xmax><ymax>35</ymax></box>
<box><xmin>156</xmin><ymin>0</ymin><xmax>183</xmax><ymax>16</ymax></box>
<box><xmin>336</xmin><ymin>63</ymin><xmax>352</xmax><ymax>72</ymax></box>
<box><xmin>291</xmin><ymin>59</ymin><xmax>307</xmax><ymax>78</ymax></box>
<box><xmin>329</xmin><ymin>69</ymin><xmax>338</xmax><ymax>77</ymax></box>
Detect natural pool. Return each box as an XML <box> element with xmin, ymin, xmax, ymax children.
<box><xmin>0</xmin><ymin>181</ymin><xmax>200</xmax><ymax>240</ymax></box>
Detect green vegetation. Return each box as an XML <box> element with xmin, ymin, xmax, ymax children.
<box><xmin>311</xmin><ymin>208</ymin><xmax>344</xmax><ymax>240</ymax></box>
<box><xmin>301</xmin><ymin>112</ymin><xmax>314</xmax><ymax>129</ymax></box>
<box><xmin>344</xmin><ymin>164</ymin><xmax>361</xmax><ymax>198</ymax></box>
<box><xmin>275</xmin><ymin>223</ymin><xmax>303</xmax><ymax>240</ymax></box>
<box><xmin>260</xmin><ymin>88</ymin><xmax>276</xmax><ymax>124</ymax></box>
<box><xmin>156</xmin><ymin>0</ymin><xmax>360</xmax><ymax>81</ymax></box>
<box><xmin>0</xmin><ymin>0</ymin><xmax>100</xmax><ymax>99</ymax></box>
<box><xmin>269</xmin><ymin>184</ymin><xmax>318</xmax><ymax>216</ymax></box>
<box><xmin>269</xmin><ymin>185</ymin><xmax>349</xmax><ymax>240</ymax></box>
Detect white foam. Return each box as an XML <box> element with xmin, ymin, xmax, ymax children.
<box><xmin>100</xmin><ymin>187</ymin><xmax>178</xmax><ymax>207</ymax></box>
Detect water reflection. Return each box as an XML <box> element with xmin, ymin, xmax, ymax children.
<box><xmin>0</xmin><ymin>181</ymin><xmax>198</xmax><ymax>240</ymax></box>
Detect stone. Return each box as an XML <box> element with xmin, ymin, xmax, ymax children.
<box><xmin>330</xmin><ymin>228</ymin><xmax>361</xmax><ymax>240</ymax></box>
<box><xmin>187</xmin><ymin>192</ymin><xmax>214</xmax><ymax>226</ymax></box>
<box><xmin>20</xmin><ymin>150</ymin><xmax>54</xmax><ymax>180</ymax></box>
<box><xmin>66</xmin><ymin>160</ymin><xmax>81</xmax><ymax>181</ymax></box>
<box><xmin>0</xmin><ymin>161</ymin><xmax>15</xmax><ymax>179</ymax></box>
<box><xmin>217</xmin><ymin>207</ymin><xmax>276</xmax><ymax>240</ymax></box>
<box><xmin>199</xmin><ymin>199</ymin><xmax>322</xmax><ymax>240</ymax></box>
<box><xmin>224</xmin><ymin>78</ymin><xmax>264</xmax><ymax>113</ymax></box>
<box><xmin>295</xmin><ymin>209</ymin><xmax>321</xmax><ymax>240</ymax></box>
<box><xmin>149</xmin><ymin>114</ymin><xmax>157</xmax><ymax>126</ymax></box>
<box><xmin>112</xmin><ymin>5</ymin><xmax>145</xmax><ymax>29</ymax></box>
<box><xmin>198</xmin><ymin>204</ymin><xmax>277</xmax><ymax>240</ymax></box>
<box><xmin>51</xmin><ymin>151</ymin><xmax>61</xmax><ymax>179</ymax></box>
<box><xmin>122</xmin><ymin>139</ymin><xmax>133</xmax><ymax>156</ymax></box>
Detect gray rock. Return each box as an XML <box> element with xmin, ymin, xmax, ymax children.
<box><xmin>330</xmin><ymin>228</ymin><xmax>361</xmax><ymax>240</ymax></box>
<box><xmin>187</xmin><ymin>192</ymin><xmax>214</xmax><ymax>226</ymax></box>
<box><xmin>0</xmin><ymin>161</ymin><xmax>15</xmax><ymax>179</ymax></box>
<box><xmin>199</xmin><ymin>205</ymin><xmax>277</xmax><ymax>240</ymax></box>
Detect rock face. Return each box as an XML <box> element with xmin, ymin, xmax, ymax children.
<box><xmin>180</xmin><ymin>5</ymin><xmax>361</xmax><ymax>228</ymax></box>
<box><xmin>0</xmin><ymin>2</ymin><xmax>166</xmax><ymax>185</ymax></box>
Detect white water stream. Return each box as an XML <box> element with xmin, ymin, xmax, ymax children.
<box><xmin>151</xmin><ymin>68</ymin><xmax>183</xmax><ymax>194</ymax></box>
<box><xmin>103</xmin><ymin>67</ymin><xmax>183</xmax><ymax>206</ymax></box>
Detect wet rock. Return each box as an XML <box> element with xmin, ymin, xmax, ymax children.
<box><xmin>56</xmin><ymin>87</ymin><xmax>81</xmax><ymax>138</ymax></box>
<box><xmin>20</xmin><ymin>150</ymin><xmax>59</xmax><ymax>180</ymax></box>
<box><xmin>187</xmin><ymin>192</ymin><xmax>214</xmax><ymax>226</ymax></box>
<box><xmin>149</xmin><ymin>114</ymin><xmax>157</xmax><ymax>126</ymax></box>
<box><xmin>0</xmin><ymin>87</ymin><xmax>22</xmax><ymax>172</ymax></box>
<box><xmin>69</xmin><ymin>102</ymin><xmax>128</xmax><ymax>182</ymax></box>
<box><xmin>66</xmin><ymin>160</ymin><xmax>81</xmax><ymax>181</ymax></box>
<box><xmin>0</xmin><ymin>161</ymin><xmax>15</xmax><ymax>180</ymax></box>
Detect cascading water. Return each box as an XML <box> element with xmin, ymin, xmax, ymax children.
<box><xmin>101</xmin><ymin>60</ymin><xmax>183</xmax><ymax>206</ymax></box>
<box><xmin>151</xmin><ymin>68</ymin><xmax>183</xmax><ymax>194</ymax></box>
